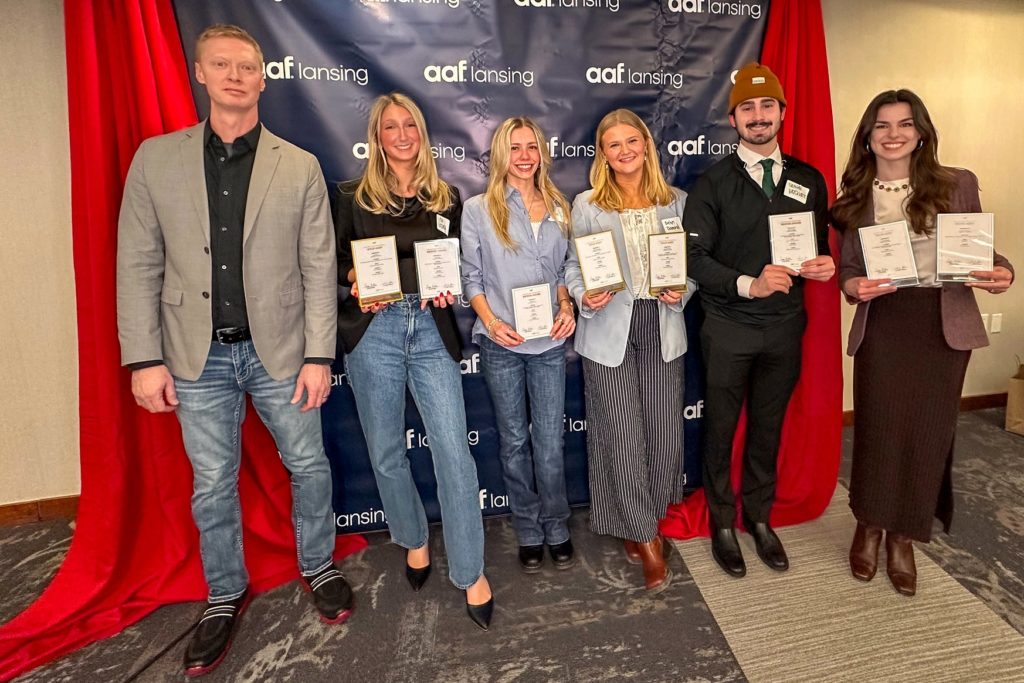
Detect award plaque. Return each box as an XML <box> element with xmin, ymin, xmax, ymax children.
<box><xmin>574</xmin><ymin>230</ymin><xmax>626</xmax><ymax>296</ymax></box>
<box><xmin>414</xmin><ymin>238</ymin><xmax>463</xmax><ymax>298</ymax></box>
<box><xmin>511</xmin><ymin>283</ymin><xmax>554</xmax><ymax>341</ymax></box>
<box><xmin>936</xmin><ymin>213</ymin><xmax>994</xmax><ymax>282</ymax></box>
<box><xmin>647</xmin><ymin>232</ymin><xmax>688</xmax><ymax>296</ymax></box>
<box><xmin>859</xmin><ymin>220</ymin><xmax>920</xmax><ymax>288</ymax></box>
<box><xmin>351</xmin><ymin>235</ymin><xmax>403</xmax><ymax>306</ymax></box>
<box><xmin>768</xmin><ymin>211</ymin><xmax>818</xmax><ymax>272</ymax></box>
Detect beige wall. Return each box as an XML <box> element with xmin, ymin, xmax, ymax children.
<box><xmin>1</xmin><ymin>1</ymin><xmax>1020</xmax><ymax>504</ymax></box>
<box><xmin>823</xmin><ymin>0</ymin><xmax>1024</xmax><ymax>410</ymax></box>
<box><xmin>0</xmin><ymin>0</ymin><xmax>80</xmax><ymax>504</ymax></box>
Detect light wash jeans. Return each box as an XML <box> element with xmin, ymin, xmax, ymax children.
<box><xmin>478</xmin><ymin>337</ymin><xmax>571</xmax><ymax>546</ymax></box>
<box><xmin>344</xmin><ymin>296</ymin><xmax>485</xmax><ymax>589</ymax></box>
<box><xmin>174</xmin><ymin>340</ymin><xmax>335</xmax><ymax>601</ymax></box>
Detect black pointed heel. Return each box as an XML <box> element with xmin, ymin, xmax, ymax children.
<box><xmin>465</xmin><ymin>596</ymin><xmax>494</xmax><ymax>631</ymax></box>
<box><xmin>405</xmin><ymin>563</ymin><xmax>431</xmax><ymax>591</ymax></box>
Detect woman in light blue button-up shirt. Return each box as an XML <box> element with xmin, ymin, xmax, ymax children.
<box><xmin>461</xmin><ymin>117</ymin><xmax>578</xmax><ymax>573</ymax></box>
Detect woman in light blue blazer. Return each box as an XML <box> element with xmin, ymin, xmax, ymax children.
<box><xmin>565</xmin><ymin>108</ymin><xmax>695</xmax><ymax>591</ymax></box>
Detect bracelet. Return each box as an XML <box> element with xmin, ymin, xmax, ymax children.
<box><xmin>486</xmin><ymin>318</ymin><xmax>504</xmax><ymax>336</ymax></box>
<box><xmin>557</xmin><ymin>297</ymin><xmax>573</xmax><ymax>307</ymax></box>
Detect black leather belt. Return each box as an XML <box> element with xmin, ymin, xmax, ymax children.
<box><xmin>214</xmin><ymin>327</ymin><xmax>252</xmax><ymax>344</ymax></box>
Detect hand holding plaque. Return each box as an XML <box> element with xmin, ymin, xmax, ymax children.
<box><xmin>769</xmin><ymin>212</ymin><xmax>818</xmax><ymax>273</ymax></box>
<box><xmin>351</xmin><ymin>236</ymin><xmax>403</xmax><ymax>307</ymax></box>
<box><xmin>414</xmin><ymin>238</ymin><xmax>463</xmax><ymax>298</ymax></box>
<box><xmin>858</xmin><ymin>220</ymin><xmax>920</xmax><ymax>288</ymax></box>
<box><xmin>574</xmin><ymin>230</ymin><xmax>626</xmax><ymax>297</ymax></box>
<box><xmin>936</xmin><ymin>213</ymin><xmax>994</xmax><ymax>282</ymax></box>
<box><xmin>511</xmin><ymin>284</ymin><xmax>555</xmax><ymax>341</ymax></box>
<box><xmin>648</xmin><ymin>232</ymin><xmax>688</xmax><ymax>296</ymax></box>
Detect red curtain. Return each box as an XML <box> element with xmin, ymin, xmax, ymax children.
<box><xmin>661</xmin><ymin>0</ymin><xmax>842</xmax><ymax>538</ymax></box>
<box><xmin>0</xmin><ymin>3</ymin><xmax>365</xmax><ymax>680</ymax></box>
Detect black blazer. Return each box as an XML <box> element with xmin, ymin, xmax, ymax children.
<box><xmin>332</xmin><ymin>179</ymin><xmax>464</xmax><ymax>362</ymax></box>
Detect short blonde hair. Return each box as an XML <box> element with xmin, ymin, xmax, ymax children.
<box><xmin>195</xmin><ymin>24</ymin><xmax>264</xmax><ymax>66</ymax></box>
<box><xmin>589</xmin><ymin>109</ymin><xmax>673</xmax><ymax>211</ymax></box>
<box><xmin>355</xmin><ymin>93</ymin><xmax>454</xmax><ymax>215</ymax></box>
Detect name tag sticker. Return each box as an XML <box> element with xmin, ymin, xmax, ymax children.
<box><xmin>783</xmin><ymin>180</ymin><xmax>810</xmax><ymax>204</ymax></box>
<box><xmin>436</xmin><ymin>215</ymin><xmax>450</xmax><ymax>236</ymax></box>
<box><xmin>554</xmin><ymin>206</ymin><xmax>566</xmax><ymax>224</ymax></box>
<box><xmin>661</xmin><ymin>216</ymin><xmax>683</xmax><ymax>232</ymax></box>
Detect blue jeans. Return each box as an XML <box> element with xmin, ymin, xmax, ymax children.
<box><xmin>173</xmin><ymin>340</ymin><xmax>335</xmax><ymax>601</ymax></box>
<box><xmin>344</xmin><ymin>296</ymin><xmax>485</xmax><ymax>589</ymax></box>
<box><xmin>479</xmin><ymin>337</ymin><xmax>571</xmax><ymax>546</ymax></box>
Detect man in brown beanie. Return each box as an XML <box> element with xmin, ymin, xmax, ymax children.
<box><xmin>683</xmin><ymin>63</ymin><xmax>835</xmax><ymax>577</ymax></box>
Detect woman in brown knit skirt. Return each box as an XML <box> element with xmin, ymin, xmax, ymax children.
<box><xmin>832</xmin><ymin>90</ymin><xmax>1014</xmax><ymax>596</ymax></box>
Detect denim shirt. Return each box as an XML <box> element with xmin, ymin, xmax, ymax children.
<box><xmin>461</xmin><ymin>187</ymin><xmax>570</xmax><ymax>355</ymax></box>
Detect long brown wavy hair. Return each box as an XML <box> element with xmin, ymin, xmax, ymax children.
<box><xmin>831</xmin><ymin>89</ymin><xmax>956</xmax><ymax>234</ymax></box>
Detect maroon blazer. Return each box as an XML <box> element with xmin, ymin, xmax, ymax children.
<box><xmin>838</xmin><ymin>168</ymin><xmax>1014</xmax><ymax>355</ymax></box>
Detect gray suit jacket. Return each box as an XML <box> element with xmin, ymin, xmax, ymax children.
<box><xmin>117</xmin><ymin>122</ymin><xmax>337</xmax><ymax>381</ymax></box>
<box><xmin>839</xmin><ymin>168</ymin><xmax>1013</xmax><ymax>355</ymax></box>
<box><xmin>565</xmin><ymin>188</ymin><xmax>695</xmax><ymax>367</ymax></box>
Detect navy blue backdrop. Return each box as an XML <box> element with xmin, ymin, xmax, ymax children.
<box><xmin>172</xmin><ymin>0</ymin><xmax>767</xmax><ymax>533</ymax></box>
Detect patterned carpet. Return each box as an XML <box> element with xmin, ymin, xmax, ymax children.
<box><xmin>1</xmin><ymin>408</ymin><xmax>1021</xmax><ymax>682</ymax></box>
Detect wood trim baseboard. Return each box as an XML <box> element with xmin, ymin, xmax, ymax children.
<box><xmin>843</xmin><ymin>392</ymin><xmax>1006</xmax><ymax>428</ymax></box>
<box><xmin>0</xmin><ymin>495</ymin><xmax>78</xmax><ymax>527</ymax></box>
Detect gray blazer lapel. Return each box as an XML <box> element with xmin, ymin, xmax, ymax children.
<box><xmin>245</xmin><ymin>130</ymin><xmax>282</xmax><ymax>244</ymax></box>
<box><xmin>180</xmin><ymin>124</ymin><xmax>210</xmax><ymax>245</ymax></box>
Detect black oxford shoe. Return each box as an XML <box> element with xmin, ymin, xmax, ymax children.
<box><xmin>548</xmin><ymin>539</ymin><xmax>576</xmax><ymax>570</ymax></box>
<box><xmin>303</xmin><ymin>564</ymin><xmax>355</xmax><ymax>624</ymax></box>
<box><xmin>184</xmin><ymin>589</ymin><xmax>251</xmax><ymax>677</ymax></box>
<box><xmin>710</xmin><ymin>525</ymin><xmax>746</xmax><ymax>578</ymax></box>
<box><xmin>745</xmin><ymin>520</ymin><xmax>789</xmax><ymax>571</ymax></box>
<box><xmin>518</xmin><ymin>545</ymin><xmax>544</xmax><ymax>573</ymax></box>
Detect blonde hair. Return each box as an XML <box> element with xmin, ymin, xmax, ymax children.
<box><xmin>354</xmin><ymin>93</ymin><xmax>453</xmax><ymax>215</ymax></box>
<box><xmin>484</xmin><ymin>117</ymin><xmax>571</xmax><ymax>251</ymax></box>
<box><xmin>588</xmin><ymin>109</ymin><xmax>673</xmax><ymax>211</ymax></box>
<box><xmin>195</xmin><ymin>24</ymin><xmax>264</xmax><ymax>66</ymax></box>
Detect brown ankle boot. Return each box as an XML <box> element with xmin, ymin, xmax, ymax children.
<box><xmin>849</xmin><ymin>521</ymin><xmax>883</xmax><ymax>582</ymax></box>
<box><xmin>637</xmin><ymin>536</ymin><xmax>672</xmax><ymax>591</ymax></box>
<box><xmin>885</xmin><ymin>532</ymin><xmax>917</xmax><ymax>596</ymax></box>
<box><xmin>623</xmin><ymin>540</ymin><xmax>642</xmax><ymax>565</ymax></box>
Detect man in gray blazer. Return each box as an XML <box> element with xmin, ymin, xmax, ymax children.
<box><xmin>116</xmin><ymin>24</ymin><xmax>351</xmax><ymax>677</ymax></box>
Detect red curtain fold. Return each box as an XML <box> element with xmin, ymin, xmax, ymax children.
<box><xmin>0</xmin><ymin>3</ymin><xmax>364</xmax><ymax>680</ymax></box>
<box><xmin>661</xmin><ymin>0</ymin><xmax>842</xmax><ymax>538</ymax></box>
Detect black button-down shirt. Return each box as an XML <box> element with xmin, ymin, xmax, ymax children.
<box><xmin>205</xmin><ymin>121</ymin><xmax>260</xmax><ymax>332</ymax></box>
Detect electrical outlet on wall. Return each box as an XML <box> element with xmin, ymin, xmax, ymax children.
<box><xmin>991</xmin><ymin>313</ymin><xmax>1003</xmax><ymax>333</ymax></box>
<box><xmin>981</xmin><ymin>313</ymin><xmax>990</xmax><ymax>331</ymax></box>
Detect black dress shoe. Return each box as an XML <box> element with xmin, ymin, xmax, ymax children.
<box><xmin>183</xmin><ymin>589</ymin><xmax>251</xmax><ymax>677</ymax></box>
<box><xmin>304</xmin><ymin>563</ymin><xmax>355</xmax><ymax>624</ymax></box>
<box><xmin>518</xmin><ymin>545</ymin><xmax>544</xmax><ymax>573</ymax></box>
<box><xmin>745</xmin><ymin>520</ymin><xmax>789</xmax><ymax>571</ymax></box>
<box><xmin>548</xmin><ymin>539</ymin><xmax>576</xmax><ymax>570</ymax></box>
<box><xmin>406</xmin><ymin>563</ymin><xmax>432</xmax><ymax>591</ymax></box>
<box><xmin>466</xmin><ymin>596</ymin><xmax>494</xmax><ymax>631</ymax></box>
<box><xmin>710</xmin><ymin>525</ymin><xmax>746</xmax><ymax>578</ymax></box>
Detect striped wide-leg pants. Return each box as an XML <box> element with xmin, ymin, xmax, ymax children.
<box><xmin>582</xmin><ymin>300</ymin><xmax>685</xmax><ymax>542</ymax></box>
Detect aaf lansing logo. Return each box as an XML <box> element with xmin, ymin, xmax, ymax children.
<box><xmin>667</xmin><ymin>135</ymin><xmax>738</xmax><ymax>157</ymax></box>
<box><xmin>547</xmin><ymin>135</ymin><xmax>595</xmax><ymax>159</ymax></box>
<box><xmin>585</xmin><ymin>63</ymin><xmax>684</xmax><ymax>89</ymax></box>
<box><xmin>423</xmin><ymin>59</ymin><xmax>535</xmax><ymax>88</ymax></box>
<box><xmin>514</xmin><ymin>0</ymin><xmax>620</xmax><ymax>11</ymax></box>
<box><xmin>351</xmin><ymin>141</ymin><xmax>466</xmax><ymax>163</ymax></box>
<box><xmin>666</xmin><ymin>0</ymin><xmax>763</xmax><ymax>19</ymax></box>
<box><xmin>264</xmin><ymin>56</ymin><xmax>369</xmax><ymax>85</ymax></box>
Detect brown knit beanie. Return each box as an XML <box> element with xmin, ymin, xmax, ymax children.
<box><xmin>729</xmin><ymin>63</ymin><xmax>786</xmax><ymax>113</ymax></box>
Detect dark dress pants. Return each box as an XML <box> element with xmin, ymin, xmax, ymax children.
<box><xmin>700</xmin><ymin>313</ymin><xmax>804</xmax><ymax>529</ymax></box>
